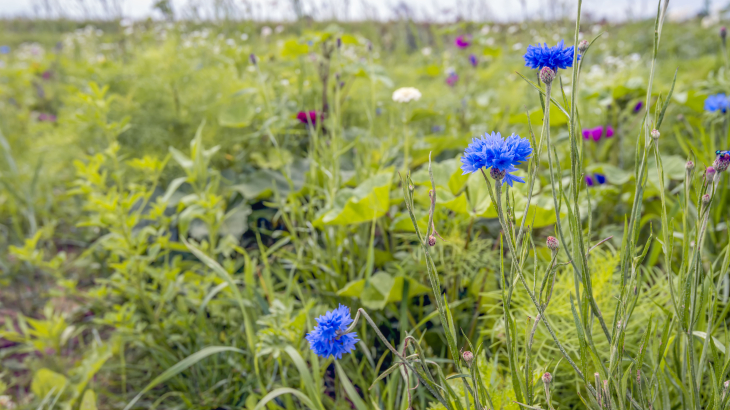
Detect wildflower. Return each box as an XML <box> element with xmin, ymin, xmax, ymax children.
<box><xmin>714</xmin><ymin>151</ymin><xmax>730</xmax><ymax>172</ymax></box>
<box><xmin>446</xmin><ymin>72</ymin><xmax>459</xmax><ymax>87</ymax></box>
<box><xmin>542</xmin><ymin>372</ymin><xmax>553</xmax><ymax>385</ymax></box>
<box><xmin>578</xmin><ymin>40</ymin><xmax>589</xmax><ymax>54</ymax></box>
<box><xmin>460</xmin><ymin>132</ymin><xmax>532</xmax><ymax>186</ymax></box>
<box><xmin>455</xmin><ymin>35</ymin><xmax>471</xmax><ymax>48</ymax></box>
<box><xmin>686</xmin><ymin>161</ymin><xmax>695</xmax><ymax>172</ymax></box>
<box><xmin>305</xmin><ymin>304</ymin><xmax>359</xmax><ymax>359</ymax></box>
<box><xmin>582</xmin><ymin>126</ymin><xmax>614</xmax><ymax>142</ymax></box>
<box><xmin>38</xmin><ymin>113</ymin><xmax>57</xmax><ymax>122</ymax></box>
<box><xmin>0</xmin><ymin>45</ymin><xmax>9</xmax><ymax>54</ymax></box>
<box><xmin>539</xmin><ymin>67</ymin><xmax>555</xmax><ymax>84</ymax></box>
<box><xmin>651</xmin><ymin>129</ymin><xmax>660</xmax><ymax>141</ymax></box>
<box><xmin>633</xmin><ymin>101</ymin><xmax>643</xmax><ymax>112</ymax></box>
<box><xmin>585</xmin><ymin>175</ymin><xmax>595</xmax><ymax>186</ymax></box>
<box><xmin>524</xmin><ymin>40</ymin><xmax>579</xmax><ymax>72</ymax></box>
<box><xmin>42</xmin><ymin>70</ymin><xmax>52</xmax><ymax>80</ymax></box>
<box><xmin>336</xmin><ymin>37</ymin><xmax>342</xmax><ymax>48</ymax></box>
<box><xmin>462</xmin><ymin>350</ymin><xmax>474</xmax><ymax>366</ymax></box>
<box><xmin>704</xmin><ymin>93</ymin><xmax>729</xmax><ymax>113</ymax></box>
<box><xmin>275</xmin><ymin>25</ymin><xmax>284</xmax><ymax>34</ymax></box>
<box><xmin>296</xmin><ymin>111</ymin><xmax>318</xmax><ymax>125</ymax></box>
<box><xmin>546</xmin><ymin>236</ymin><xmax>559</xmax><ymax>252</ymax></box>
<box><xmin>240</xmin><ymin>33</ymin><xmax>249</xmax><ymax>41</ymax></box>
<box><xmin>595</xmin><ymin>173</ymin><xmax>607</xmax><ymax>184</ymax></box>
<box><xmin>261</xmin><ymin>26</ymin><xmax>273</xmax><ymax>37</ymax></box>
<box><xmin>469</xmin><ymin>54</ymin><xmax>478</xmax><ymax>67</ymax></box>
<box><xmin>0</xmin><ymin>395</ymin><xmax>15</xmax><ymax>410</ymax></box>
<box><xmin>421</xmin><ymin>47</ymin><xmax>432</xmax><ymax>56</ymax></box>
<box><xmin>249</xmin><ymin>53</ymin><xmax>257</xmax><ymax>65</ymax></box>
<box><xmin>707</xmin><ymin>166</ymin><xmax>717</xmax><ymax>183</ymax></box>
<box><xmin>392</xmin><ymin>87</ymin><xmax>421</xmax><ymax>103</ymax></box>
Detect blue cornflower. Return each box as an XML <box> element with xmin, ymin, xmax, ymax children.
<box><xmin>704</xmin><ymin>93</ymin><xmax>729</xmax><ymax>113</ymax></box>
<box><xmin>503</xmin><ymin>165</ymin><xmax>525</xmax><ymax>187</ymax></box>
<box><xmin>305</xmin><ymin>304</ymin><xmax>359</xmax><ymax>359</ymax></box>
<box><xmin>524</xmin><ymin>40</ymin><xmax>579</xmax><ymax>71</ymax></box>
<box><xmin>460</xmin><ymin>131</ymin><xmax>532</xmax><ymax>185</ymax></box>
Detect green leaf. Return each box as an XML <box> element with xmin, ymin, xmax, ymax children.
<box><xmin>254</xmin><ymin>387</ymin><xmax>318</xmax><ymax>410</ymax></box>
<box><xmin>314</xmin><ymin>173</ymin><xmax>392</xmax><ymax>226</ymax></box>
<box><xmin>338</xmin><ymin>273</ymin><xmax>432</xmax><ymax>309</ymax></box>
<box><xmin>31</xmin><ymin>369</ymin><xmax>68</xmax><ymax>398</ymax></box>
<box><xmin>123</xmin><ymin>346</ymin><xmax>246</xmax><ymax>410</ymax></box>
<box><xmin>80</xmin><ymin>389</ymin><xmax>98</xmax><ymax>410</ymax></box>
<box><xmin>335</xmin><ymin>362</ymin><xmax>369</xmax><ymax>410</ymax></box>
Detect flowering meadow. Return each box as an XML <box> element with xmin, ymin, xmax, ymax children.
<box><xmin>3</xmin><ymin>1</ymin><xmax>730</xmax><ymax>409</ymax></box>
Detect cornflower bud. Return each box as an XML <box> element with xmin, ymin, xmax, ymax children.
<box><xmin>546</xmin><ymin>236</ymin><xmax>559</xmax><ymax>253</ymax></box>
<box><xmin>686</xmin><ymin>161</ymin><xmax>695</xmax><ymax>172</ymax></box>
<box><xmin>542</xmin><ymin>372</ymin><xmax>552</xmax><ymax>385</ymax></box>
<box><xmin>707</xmin><ymin>166</ymin><xmax>717</xmax><ymax>183</ymax></box>
<box><xmin>578</xmin><ymin>40</ymin><xmax>589</xmax><ymax>53</ymax></box>
<box><xmin>651</xmin><ymin>129</ymin><xmax>660</xmax><ymax>140</ymax></box>
<box><xmin>540</xmin><ymin>67</ymin><xmax>556</xmax><ymax>84</ymax></box>
<box><xmin>428</xmin><ymin>235</ymin><xmax>436</xmax><ymax>247</ymax></box>
<box><xmin>462</xmin><ymin>350</ymin><xmax>474</xmax><ymax>367</ymax></box>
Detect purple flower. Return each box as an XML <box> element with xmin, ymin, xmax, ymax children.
<box><xmin>297</xmin><ymin>111</ymin><xmax>318</xmax><ymax>125</ymax></box>
<box><xmin>455</xmin><ymin>35</ymin><xmax>471</xmax><ymax>49</ymax></box>
<box><xmin>585</xmin><ymin>175</ymin><xmax>594</xmax><ymax>186</ymax></box>
<box><xmin>446</xmin><ymin>73</ymin><xmax>459</xmax><ymax>87</ymax></box>
<box><xmin>469</xmin><ymin>54</ymin><xmax>478</xmax><ymax>67</ymax></box>
<box><xmin>38</xmin><ymin>113</ymin><xmax>57</xmax><ymax>122</ymax></box>
<box><xmin>42</xmin><ymin>70</ymin><xmax>52</xmax><ymax>80</ymax></box>
<box><xmin>633</xmin><ymin>101</ymin><xmax>643</xmax><ymax>113</ymax></box>
<box><xmin>582</xmin><ymin>126</ymin><xmax>614</xmax><ymax>142</ymax></box>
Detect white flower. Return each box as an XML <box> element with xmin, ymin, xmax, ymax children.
<box><xmin>226</xmin><ymin>38</ymin><xmax>235</xmax><ymax>47</ymax></box>
<box><xmin>392</xmin><ymin>87</ymin><xmax>421</xmax><ymax>103</ymax></box>
<box><xmin>421</xmin><ymin>47</ymin><xmax>432</xmax><ymax>56</ymax></box>
<box><xmin>240</xmin><ymin>33</ymin><xmax>249</xmax><ymax>41</ymax></box>
<box><xmin>261</xmin><ymin>26</ymin><xmax>273</xmax><ymax>37</ymax></box>
<box><xmin>275</xmin><ymin>25</ymin><xmax>284</xmax><ymax>33</ymax></box>
<box><xmin>0</xmin><ymin>395</ymin><xmax>16</xmax><ymax>410</ymax></box>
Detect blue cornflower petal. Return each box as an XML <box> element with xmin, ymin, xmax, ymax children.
<box><xmin>595</xmin><ymin>173</ymin><xmax>606</xmax><ymax>184</ymax></box>
<box><xmin>305</xmin><ymin>304</ymin><xmax>359</xmax><ymax>359</ymax></box>
<box><xmin>502</xmin><ymin>165</ymin><xmax>525</xmax><ymax>187</ymax></box>
<box><xmin>524</xmin><ymin>40</ymin><xmax>580</xmax><ymax>71</ymax></box>
<box><xmin>704</xmin><ymin>93</ymin><xmax>729</xmax><ymax>113</ymax></box>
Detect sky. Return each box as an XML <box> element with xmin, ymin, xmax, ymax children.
<box><xmin>0</xmin><ymin>0</ymin><xmax>722</xmax><ymax>22</ymax></box>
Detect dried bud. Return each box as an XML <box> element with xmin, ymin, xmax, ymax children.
<box><xmin>428</xmin><ymin>235</ymin><xmax>436</xmax><ymax>247</ymax></box>
<box><xmin>542</xmin><ymin>372</ymin><xmax>552</xmax><ymax>385</ymax></box>
<box><xmin>490</xmin><ymin>167</ymin><xmax>506</xmax><ymax>182</ymax></box>
<box><xmin>546</xmin><ymin>236</ymin><xmax>559</xmax><ymax>252</ymax></box>
<box><xmin>707</xmin><ymin>166</ymin><xmax>717</xmax><ymax>183</ymax></box>
<box><xmin>702</xmin><ymin>194</ymin><xmax>711</xmax><ymax>207</ymax></box>
<box><xmin>539</xmin><ymin>67</ymin><xmax>556</xmax><ymax>84</ymax></box>
<box><xmin>462</xmin><ymin>350</ymin><xmax>474</xmax><ymax>366</ymax></box>
<box><xmin>686</xmin><ymin>161</ymin><xmax>695</xmax><ymax>172</ymax></box>
<box><xmin>650</xmin><ymin>129</ymin><xmax>660</xmax><ymax>140</ymax></box>
<box><xmin>578</xmin><ymin>40</ymin><xmax>589</xmax><ymax>53</ymax></box>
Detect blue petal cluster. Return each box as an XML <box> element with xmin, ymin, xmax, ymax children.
<box><xmin>704</xmin><ymin>93</ymin><xmax>729</xmax><ymax>113</ymax></box>
<box><xmin>524</xmin><ymin>40</ymin><xmax>579</xmax><ymax>71</ymax></box>
<box><xmin>306</xmin><ymin>304</ymin><xmax>359</xmax><ymax>359</ymax></box>
<box><xmin>460</xmin><ymin>132</ymin><xmax>532</xmax><ymax>186</ymax></box>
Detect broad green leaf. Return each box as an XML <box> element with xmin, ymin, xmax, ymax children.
<box><xmin>281</xmin><ymin>39</ymin><xmax>309</xmax><ymax>58</ymax></box>
<box><xmin>80</xmin><ymin>389</ymin><xmax>98</xmax><ymax>410</ymax></box>
<box><xmin>31</xmin><ymin>368</ymin><xmax>68</xmax><ymax>398</ymax></box>
<box><xmin>338</xmin><ymin>272</ymin><xmax>431</xmax><ymax>309</ymax></box>
<box><xmin>315</xmin><ymin>173</ymin><xmax>392</xmax><ymax>226</ymax></box>
<box><xmin>466</xmin><ymin>172</ymin><xmax>497</xmax><ymax>218</ymax></box>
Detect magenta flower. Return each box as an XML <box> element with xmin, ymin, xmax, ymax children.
<box><xmin>42</xmin><ymin>70</ymin><xmax>53</xmax><ymax>80</ymax></box>
<box><xmin>582</xmin><ymin>126</ymin><xmax>614</xmax><ymax>142</ymax></box>
<box><xmin>455</xmin><ymin>35</ymin><xmax>471</xmax><ymax>48</ymax></box>
<box><xmin>446</xmin><ymin>73</ymin><xmax>459</xmax><ymax>87</ymax></box>
<box><xmin>297</xmin><ymin>111</ymin><xmax>318</xmax><ymax>125</ymax></box>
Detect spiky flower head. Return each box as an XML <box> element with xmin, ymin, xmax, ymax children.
<box><xmin>462</xmin><ymin>350</ymin><xmax>474</xmax><ymax>366</ymax></box>
<box><xmin>539</xmin><ymin>67</ymin><xmax>556</xmax><ymax>84</ymax></box>
<box><xmin>524</xmin><ymin>40</ymin><xmax>580</xmax><ymax>72</ymax></box>
<box><xmin>542</xmin><ymin>372</ymin><xmax>553</xmax><ymax>385</ymax></box>
<box><xmin>461</xmin><ymin>132</ymin><xmax>531</xmax><ymax>187</ymax></box>
<box><xmin>651</xmin><ymin>129</ymin><xmax>660</xmax><ymax>140</ymax></box>
<box><xmin>714</xmin><ymin>151</ymin><xmax>730</xmax><ymax>172</ymax></box>
<box><xmin>578</xmin><ymin>40</ymin><xmax>589</xmax><ymax>53</ymax></box>
<box><xmin>305</xmin><ymin>305</ymin><xmax>359</xmax><ymax>359</ymax></box>
<box><xmin>704</xmin><ymin>93</ymin><xmax>729</xmax><ymax>113</ymax></box>
<box><xmin>546</xmin><ymin>236</ymin><xmax>559</xmax><ymax>252</ymax></box>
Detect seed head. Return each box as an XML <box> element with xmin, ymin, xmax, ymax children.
<box><xmin>650</xmin><ymin>129</ymin><xmax>660</xmax><ymax>140</ymax></box>
<box><xmin>428</xmin><ymin>235</ymin><xmax>436</xmax><ymax>247</ymax></box>
<box><xmin>546</xmin><ymin>236</ymin><xmax>559</xmax><ymax>252</ymax></box>
<box><xmin>539</xmin><ymin>67</ymin><xmax>556</xmax><ymax>84</ymax></box>
<box><xmin>462</xmin><ymin>350</ymin><xmax>474</xmax><ymax>366</ymax></box>
<box><xmin>578</xmin><ymin>40</ymin><xmax>589</xmax><ymax>54</ymax></box>
<box><xmin>542</xmin><ymin>372</ymin><xmax>552</xmax><ymax>385</ymax></box>
<box><xmin>707</xmin><ymin>166</ymin><xmax>717</xmax><ymax>183</ymax></box>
